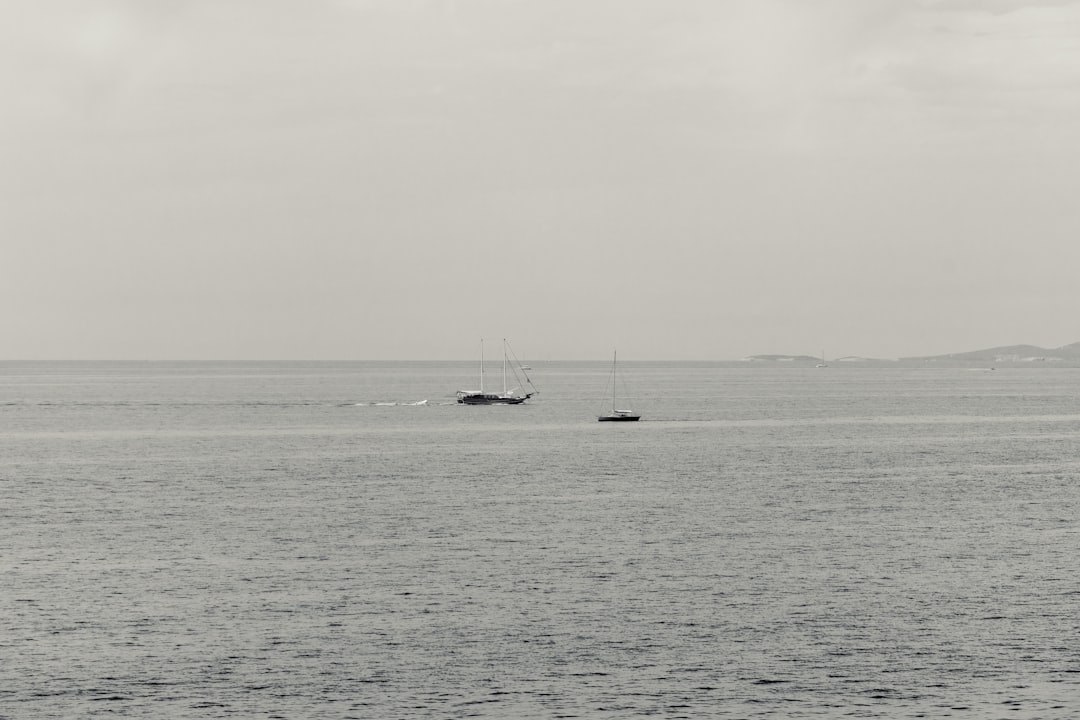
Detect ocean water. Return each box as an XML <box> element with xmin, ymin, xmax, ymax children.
<box><xmin>3</xmin><ymin>361</ymin><xmax>1080</xmax><ymax>719</ymax></box>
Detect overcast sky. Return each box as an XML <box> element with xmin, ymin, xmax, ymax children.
<box><xmin>3</xmin><ymin>0</ymin><xmax>1079</xmax><ymax>360</ymax></box>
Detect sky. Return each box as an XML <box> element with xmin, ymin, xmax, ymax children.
<box><xmin>3</xmin><ymin>0</ymin><xmax>1080</xmax><ymax>361</ymax></box>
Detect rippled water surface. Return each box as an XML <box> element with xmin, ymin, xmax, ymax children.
<box><xmin>3</xmin><ymin>361</ymin><xmax>1080</xmax><ymax>718</ymax></box>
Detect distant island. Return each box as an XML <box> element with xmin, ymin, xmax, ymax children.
<box><xmin>904</xmin><ymin>341</ymin><xmax>1080</xmax><ymax>363</ymax></box>
<box><xmin>744</xmin><ymin>341</ymin><xmax>1080</xmax><ymax>365</ymax></box>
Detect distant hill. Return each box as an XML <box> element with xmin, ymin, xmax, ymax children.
<box><xmin>905</xmin><ymin>342</ymin><xmax>1080</xmax><ymax>362</ymax></box>
<box><xmin>742</xmin><ymin>342</ymin><xmax>1080</xmax><ymax>364</ymax></box>
<box><xmin>741</xmin><ymin>342</ymin><xmax>1080</xmax><ymax>364</ymax></box>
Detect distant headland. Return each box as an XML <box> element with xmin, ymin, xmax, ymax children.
<box><xmin>744</xmin><ymin>341</ymin><xmax>1080</xmax><ymax>365</ymax></box>
<box><xmin>904</xmin><ymin>342</ymin><xmax>1080</xmax><ymax>363</ymax></box>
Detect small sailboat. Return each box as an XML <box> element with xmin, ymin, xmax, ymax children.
<box><xmin>816</xmin><ymin>350</ymin><xmax>828</xmax><ymax>368</ymax></box>
<box><xmin>598</xmin><ymin>350</ymin><xmax>640</xmax><ymax>422</ymax></box>
<box><xmin>456</xmin><ymin>338</ymin><xmax>538</xmax><ymax>405</ymax></box>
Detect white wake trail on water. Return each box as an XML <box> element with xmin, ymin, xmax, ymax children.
<box><xmin>352</xmin><ymin>399</ymin><xmax>429</xmax><ymax>406</ymax></box>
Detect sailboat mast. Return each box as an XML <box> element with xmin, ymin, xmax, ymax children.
<box><xmin>611</xmin><ymin>350</ymin><xmax>617</xmax><ymax>412</ymax></box>
<box><xmin>479</xmin><ymin>339</ymin><xmax>484</xmax><ymax>394</ymax></box>
<box><xmin>502</xmin><ymin>338</ymin><xmax>507</xmax><ymax>394</ymax></box>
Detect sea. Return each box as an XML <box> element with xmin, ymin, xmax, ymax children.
<box><xmin>3</xmin><ymin>360</ymin><xmax>1080</xmax><ymax>719</ymax></box>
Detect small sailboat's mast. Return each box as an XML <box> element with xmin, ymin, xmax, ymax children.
<box><xmin>611</xmin><ymin>350</ymin><xmax>618</xmax><ymax>413</ymax></box>
<box><xmin>479</xmin><ymin>339</ymin><xmax>484</xmax><ymax>394</ymax></box>
<box><xmin>502</xmin><ymin>338</ymin><xmax>508</xmax><ymax>394</ymax></box>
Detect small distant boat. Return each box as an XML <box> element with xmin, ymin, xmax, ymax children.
<box><xmin>456</xmin><ymin>338</ymin><xmax>538</xmax><ymax>405</ymax></box>
<box><xmin>598</xmin><ymin>350</ymin><xmax>640</xmax><ymax>422</ymax></box>
<box><xmin>816</xmin><ymin>350</ymin><xmax>828</xmax><ymax>368</ymax></box>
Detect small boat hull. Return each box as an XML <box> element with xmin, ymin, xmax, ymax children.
<box><xmin>598</xmin><ymin>413</ymin><xmax>640</xmax><ymax>422</ymax></box>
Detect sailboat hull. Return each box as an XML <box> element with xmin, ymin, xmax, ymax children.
<box><xmin>598</xmin><ymin>413</ymin><xmax>640</xmax><ymax>422</ymax></box>
<box><xmin>458</xmin><ymin>393</ymin><xmax>531</xmax><ymax>405</ymax></box>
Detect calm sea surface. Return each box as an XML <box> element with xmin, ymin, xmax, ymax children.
<box><xmin>3</xmin><ymin>361</ymin><xmax>1080</xmax><ymax>719</ymax></box>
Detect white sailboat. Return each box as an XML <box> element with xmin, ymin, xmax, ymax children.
<box><xmin>816</xmin><ymin>350</ymin><xmax>828</xmax><ymax>368</ymax></box>
<box><xmin>597</xmin><ymin>350</ymin><xmax>640</xmax><ymax>422</ymax></box>
<box><xmin>456</xmin><ymin>339</ymin><xmax>538</xmax><ymax>405</ymax></box>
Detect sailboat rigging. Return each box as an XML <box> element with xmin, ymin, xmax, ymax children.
<box><xmin>597</xmin><ymin>350</ymin><xmax>640</xmax><ymax>422</ymax></box>
<box><xmin>456</xmin><ymin>339</ymin><xmax>538</xmax><ymax>405</ymax></box>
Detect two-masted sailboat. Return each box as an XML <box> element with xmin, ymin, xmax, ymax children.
<box><xmin>456</xmin><ymin>339</ymin><xmax>538</xmax><ymax>405</ymax></box>
<box><xmin>597</xmin><ymin>350</ymin><xmax>640</xmax><ymax>422</ymax></box>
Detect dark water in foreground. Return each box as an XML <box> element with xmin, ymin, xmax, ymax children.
<box><xmin>3</xmin><ymin>361</ymin><xmax>1080</xmax><ymax>718</ymax></box>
